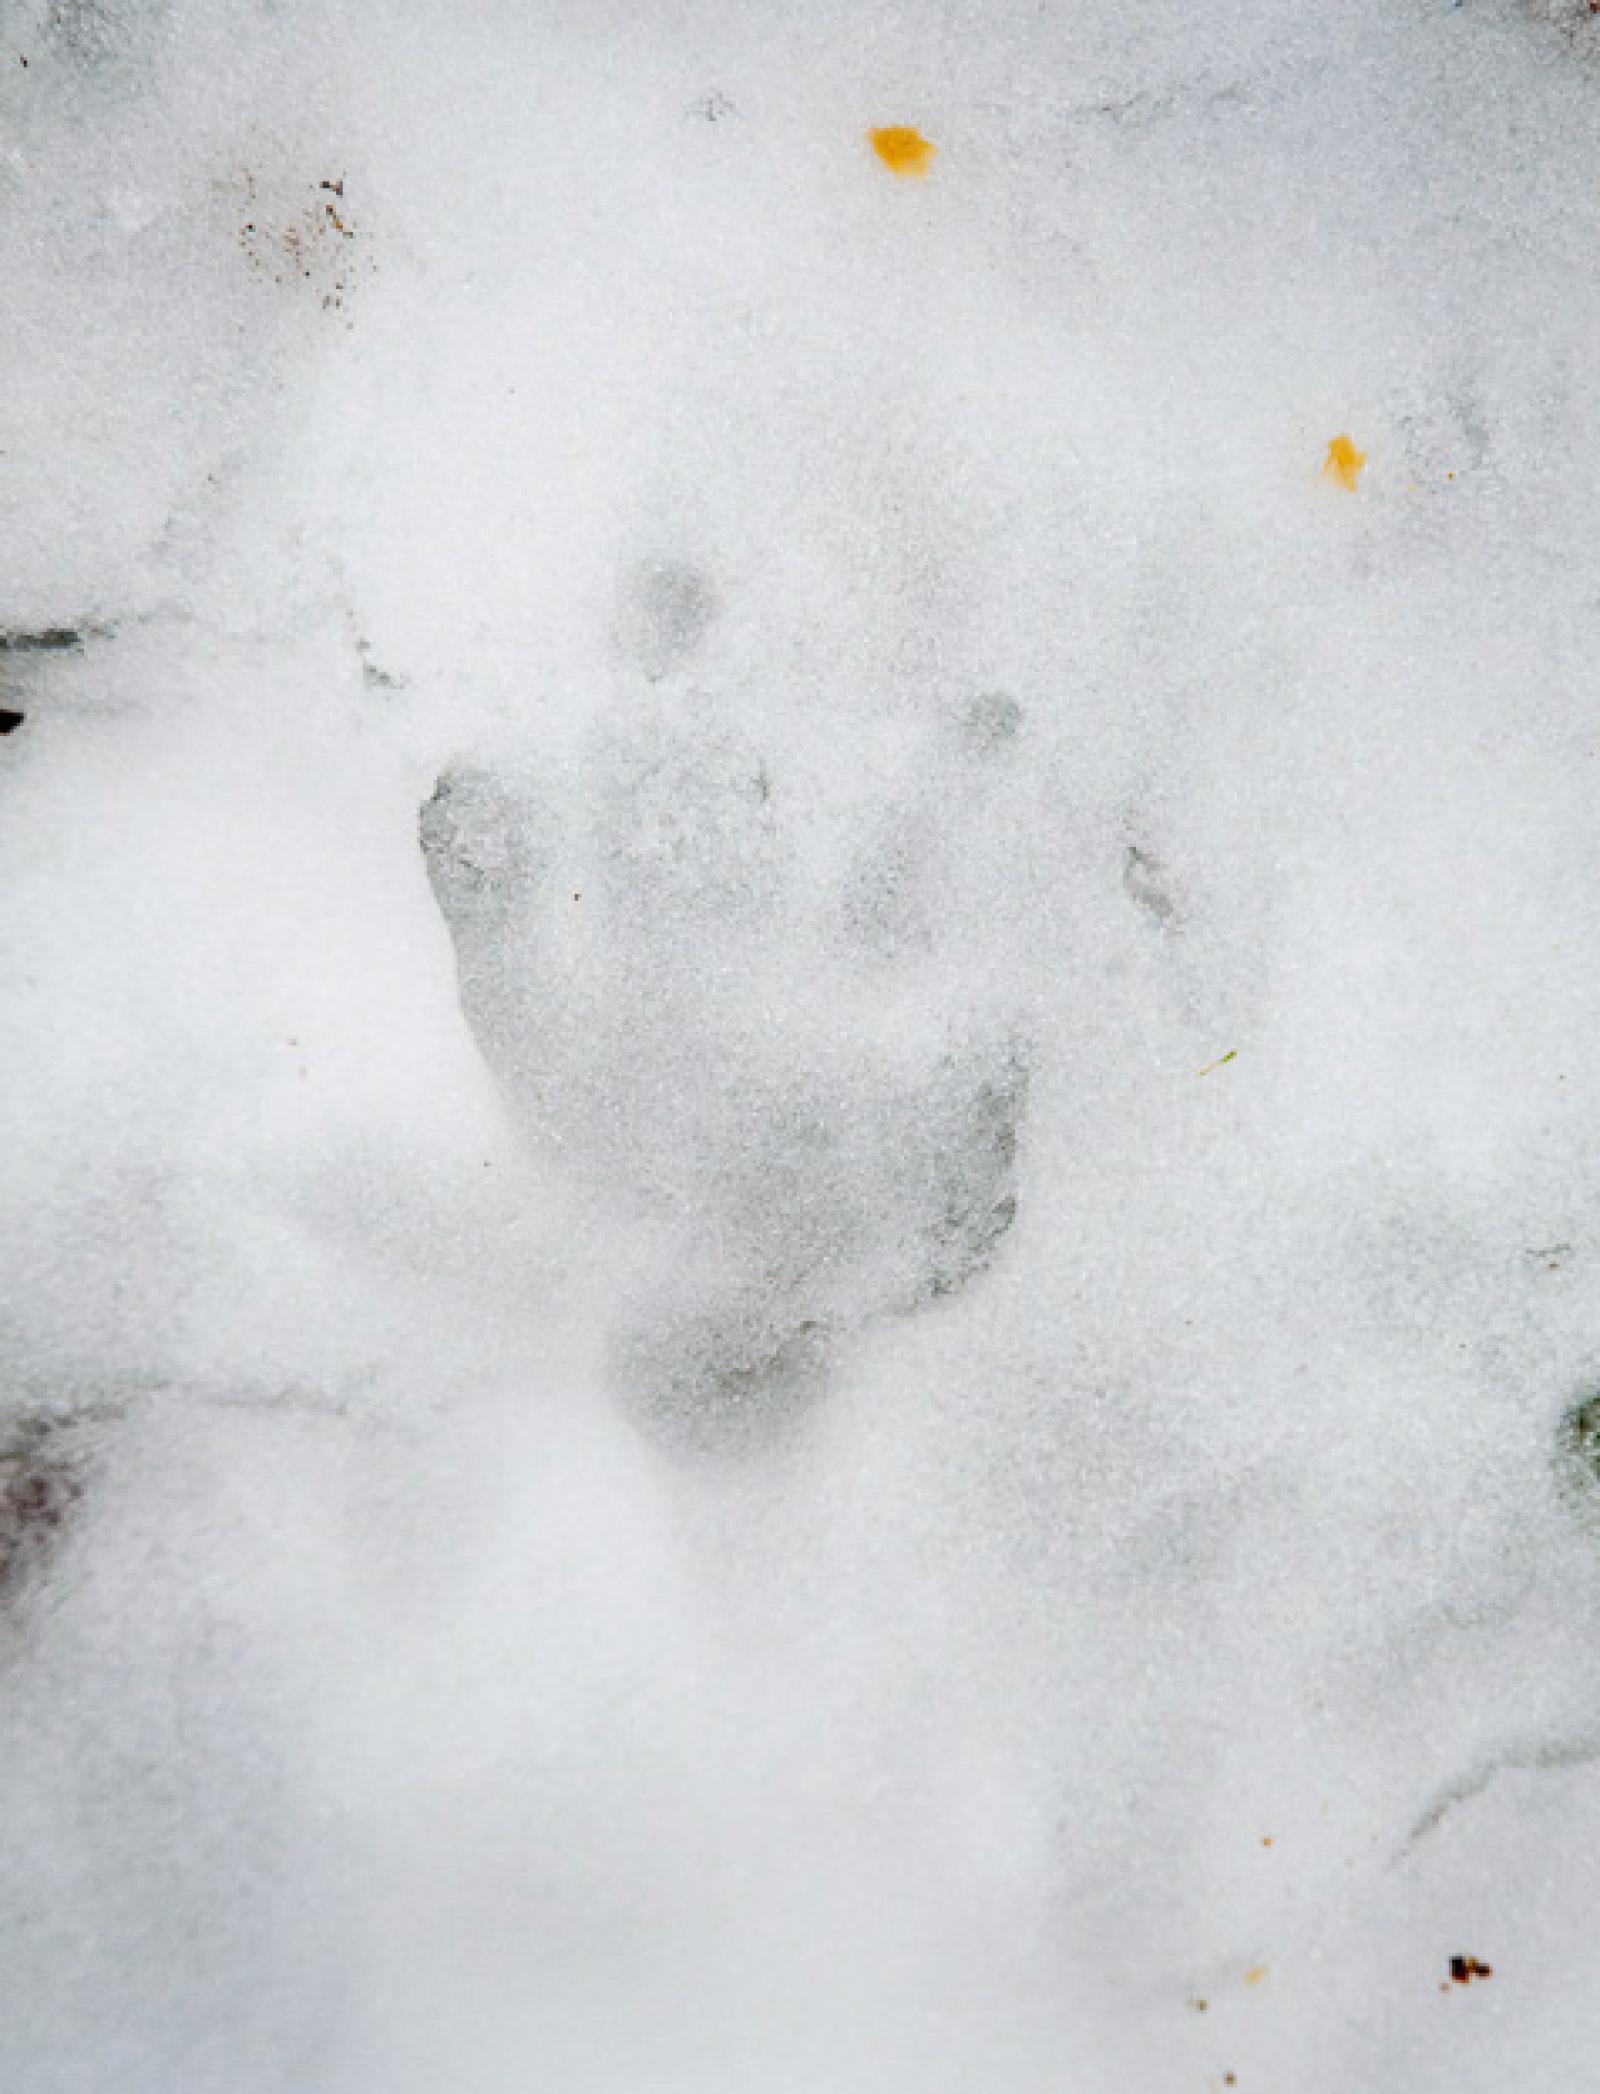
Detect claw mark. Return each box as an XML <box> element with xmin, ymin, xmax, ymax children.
<box><xmin>1123</xmin><ymin>844</ymin><xmax>1177</xmax><ymax>926</ymax></box>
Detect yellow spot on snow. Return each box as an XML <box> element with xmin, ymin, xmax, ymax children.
<box><xmin>870</xmin><ymin>125</ymin><xmax>937</xmax><ymax>176</ymax></box>
<box><xmin>1323</xmin><ymin>434</ymin><xmax>1366</xmax><ymax>491</ymax></box>
<box><xmin>1243</xmin><ymin>1964</ymin><xmax>1269</xmax><ymax>1988</ymax></box>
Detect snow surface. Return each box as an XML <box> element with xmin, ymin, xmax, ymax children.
<box><xmin>4</xmin><ymin>0</ymin><xmax>1600</xmax><ymax>2087</ymax></box>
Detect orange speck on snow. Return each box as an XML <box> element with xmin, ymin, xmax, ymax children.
<box><xmin>1243</xmin><ymin>1965</ymin><xmax>1269</xmax><ymax>1988</ymax></box>
<box><xmin>870</xmin><ymin>125</ymin><xmax>937</xmax><ymax>176</ymax></box>
<box><xmin>1323</xmin><ymin>434</ymin><xmax>1366</xmax><ymax>490</ymax></box>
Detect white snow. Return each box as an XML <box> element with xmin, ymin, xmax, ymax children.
<box><xmin>5</xmin><ymin>0</ymin><xmax>1600</xmax><ymax>2088</ymax></box>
